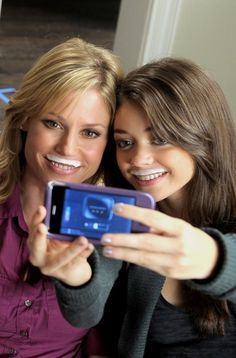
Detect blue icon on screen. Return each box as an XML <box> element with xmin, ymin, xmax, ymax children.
<box><xmin>60</xmin><ymin>189</ymin><xmax>135</xmax><ymax>238</ymax></box>
<box><xmin>83</xmin><ymin>195</ymin><xmax>114</xmax><ymax>220</ymax></box>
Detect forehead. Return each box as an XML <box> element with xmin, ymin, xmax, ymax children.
<box><xmin>47</xmin><ymin>90</ymin><xmax>87</xmax><ymax>112</ymax></box>
<box><xmin>41</xmin><ymin>89</ymin><xmax>109</xmax><ymax>118</ymax></box>
<box><xmin>115</xmin><ymin>100</ymin><xmax>150</xmax><ymax>130</ymax></box>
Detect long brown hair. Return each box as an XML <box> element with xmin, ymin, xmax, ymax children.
<box><xmin>104</xmin><ymin>58</ymin><xmax>236</xmax><ymax>335</ymax></box>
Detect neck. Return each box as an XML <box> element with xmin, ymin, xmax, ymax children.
<box><xmin>158</xmin><ymin>198</ymin><xmax>183</xmax><ymax>218</ymax></box>
<box><xmin>162</xmin><ymin>278</ymin><xmax>184</xmax><ymax>306</ymax></box>
<box><xmin>157</xmin><ymin>189</ymin><xmax>187</xmax><ymax>218</ymax></box>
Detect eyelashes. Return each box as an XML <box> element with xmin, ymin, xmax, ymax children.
<box><xmin>115</xmin><ymin>138</ymin><xmax>168</xmax><ymax>150</ymax></box>
<box><xmin>42</xmin><ymin>119</ymin><xmax>101</xmax><ymax>138</ymax></box>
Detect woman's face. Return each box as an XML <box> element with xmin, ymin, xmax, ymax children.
<box><xmin>22</xmin><ymin>88</ymin><xmax>110</xmax><ymax>191</ymax></box>
<box><xmin>114</xmin><ymin>100</ymin><xmax>195</xmax><ymax>208</ymax></box>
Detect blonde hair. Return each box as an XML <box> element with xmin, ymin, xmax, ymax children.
<box><xmin>0</xmin><ymin>37</ymin><xmax>123</xmax><ymax>202</ymax></box>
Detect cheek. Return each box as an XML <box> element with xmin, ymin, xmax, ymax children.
<box><xmin>116</xmin><ymin>151</ymin><xmax>123</xmax><ymax>166</ymax></box>
<box><xmin>116</xmin><ymin>152</ymin><xmax>128</xmax><ymax>174</ymax></box>
<box><xmin>85</xmin><ymin>141</ymin><xmax>107</xmax><ymax>161</ymax></box>
<box><xmin>25</xmin><ymin>127</ymin><xmax>53</xmax><ymax>151</ymax></box>
<box><xmin>24</xmin><ymin>135</ymin><xmax>41</xmax><ymax>156</ymax></box>
<box><xmin>169</xmin><ymin>150</ymin><xmax>195</xmax><ymax>179</ymax></box>
<box><xmin>25</xmin><ymin>135</ymin><xmax>50</xmax><ymax>160</ymax></box>
<box><xmin>186</xmin><ymin>160</ymin><xmax>195</xmax><ymax>180</ymax></box>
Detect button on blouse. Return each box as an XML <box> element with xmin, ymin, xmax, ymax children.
<box><xmin>0</xmin><ymin>186</ymin><xmax>92</xmax><ymax>357</ymax></box>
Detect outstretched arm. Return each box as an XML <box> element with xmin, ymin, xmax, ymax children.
<box><xmin>101</xmin><ymin>203</ymin><xmax>236</xmax><ymax>301</ymax></box>
<box><xmin>101</xmin><ymin>203</ymin><xmax>219</xmax><ymax>280</ymax></box>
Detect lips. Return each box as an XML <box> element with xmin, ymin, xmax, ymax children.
<box><xmin>46</xmin><ymin>154</ymin><xmax>82</xmax><ymax>169</ymax></box>
<box><xmin>130</xmin><ymin>168</ymin><xmax>167</xmax><ymax>181</ymax></box>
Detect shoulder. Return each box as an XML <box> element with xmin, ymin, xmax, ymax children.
<box><xmin>0</xmin><ymin>185</ymin><xmax>21</xmax><ymax>220</ymax></box>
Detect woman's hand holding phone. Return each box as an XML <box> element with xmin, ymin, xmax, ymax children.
<box><xmin>101</xmin><ymin>204</ymin><xmax>219</xmax><ymax>280</ymax></box>
<box><xmin>27</xmin><ymin>206</ymin><xmax>95</xmax><ymax>286</ymax></box>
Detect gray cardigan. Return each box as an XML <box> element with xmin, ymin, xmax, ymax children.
<box><xmin>54</xmin><ymin>228</ymin><xmax>236</xmax><ymax>358</ymax></box>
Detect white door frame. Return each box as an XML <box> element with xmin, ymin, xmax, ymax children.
<box><xmin>113</xmin><ymin>0</ymin><xmax>182</xmax><ymax>72</ymax></box>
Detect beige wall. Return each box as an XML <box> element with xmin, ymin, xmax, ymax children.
<box><xmin>114</xmin><ymin>0</ymin><xmax>236</xmax><ymax>119</ymax></box>
<box><xmin>171</xmin><ymin>0</ymin><xmax>236</xmax><ymax>119</ymax></box>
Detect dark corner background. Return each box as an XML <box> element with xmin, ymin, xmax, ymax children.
<box><xmin>0</xmin><ymin>0</ymin><xmax>121</xmax><ymax>117</ymax></box>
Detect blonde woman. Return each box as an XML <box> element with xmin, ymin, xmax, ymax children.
<box><xmin>0</xmin><ymin>37</ymin><xmax>122</xmax><ymax>357</ymax></box>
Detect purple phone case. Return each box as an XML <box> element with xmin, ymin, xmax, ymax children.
<box><xmin>44</xmin><ymin>180</ymin><xmax>155</xmax><ymax>242</ymax></box>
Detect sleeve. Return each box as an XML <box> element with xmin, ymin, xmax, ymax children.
<box><xmin>53</xmin><ymin>246</ymin><xmax>123</xmax><ymax>328</ymax></box>
<box><xmin>85</xmin><ymin>261</ymin><xmax>128</xmax><ymax>356</ymax></box>
<box><xmin>187</xmin><ymin>229</ymin><xmax>236</xmax><ymax>302</ymax></box>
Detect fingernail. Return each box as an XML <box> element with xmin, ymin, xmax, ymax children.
<box><xmin>103</xmin><ymin>247</ymin><xmax>113</xmax><ymax>257</ymax></box>
<box><xmin>113</xmin><ymin>203</ymin><xmax>124</xmax><ymax>214</ymax></box>
<box><xmin>101</xmin><ymin>236</ymin><xmax>112</xmax><ymax>244</ymax></box>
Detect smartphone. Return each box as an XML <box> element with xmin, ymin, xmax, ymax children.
<box><xmin>44</xmin><ymin>180</ymin><xmax>155</xmax><ymax>244</ymax></box>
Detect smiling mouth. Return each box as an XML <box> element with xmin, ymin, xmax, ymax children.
<box><xmin>46</xmin><ymin>154</ymin><xmax>82</xmax><ymax>170</ymax></box>
<box><xmin>131</xmin><ymin>168</ymin><xmax>167</xmax><ymax>181</ymax></box>
<box><xmin>133</xmin><ymin>172</ymin><xmax>166</xmax><ymax>181</ymax></box>
<box><xmin>45</xmin><ymin>154</ymin><xmax>81</xmax><ymax>172</ymax></box>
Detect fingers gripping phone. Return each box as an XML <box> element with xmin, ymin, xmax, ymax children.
<box><xmin>44</xmin><ymin>181</ymin><xmax>155</xmax><ymax>244</ymax></box>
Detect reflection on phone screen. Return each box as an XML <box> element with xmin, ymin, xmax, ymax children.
<box><xmin>60</xmin><ymin>189</ymin><xmax>135</xmax><ymax>239</ymax></box>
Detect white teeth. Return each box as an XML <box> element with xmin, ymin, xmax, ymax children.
<box><xmin>131</xmin><ymin>168</ymin><xmax>166</xmax><ymax>176</ymax></box>
<box><xmin>46</xmin><ymin>154</ymin><xmax>81</xmax><ymax>168</ymax></box>
<box><xmin>134</xmin><ymin>172</ymin><xmax>166</xmax><ymax>181</ymax></box>
<box><xmin>130</xmin><ymin>168</ymin><xmax>167</xmax><ymax>181</ymax></box>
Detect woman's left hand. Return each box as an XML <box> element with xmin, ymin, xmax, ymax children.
<box><xmin>101</xmin><ymin>204</ymin><xmax>219</xmax><ymax>280</ymax></box>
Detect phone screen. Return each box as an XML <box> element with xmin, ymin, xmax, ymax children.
<box><xmin>50</xmin><ymin>187</ymin><xmax>136</xmax><ymax>239</ymax></box>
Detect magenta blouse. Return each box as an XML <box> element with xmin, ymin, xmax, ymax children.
<box><xmin>0</xmin><ymin>186</ymin><xmax>96</xmax><ymax>357</ymax></box>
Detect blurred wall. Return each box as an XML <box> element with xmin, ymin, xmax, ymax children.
<box><xmin>114</xmin><ymin>0</ymin><xmax>236</xmax><ymax>119</ymax></box>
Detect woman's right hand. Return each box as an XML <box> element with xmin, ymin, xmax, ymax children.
<box><xmin>101</xmin><ymin>204</ymin><xmax>219</xmax><ymax>280</ymax></box>
<box><xmin>27</xmin><ymin>206</ymin><xmax>95</xmax><ymax>286</ymax></box>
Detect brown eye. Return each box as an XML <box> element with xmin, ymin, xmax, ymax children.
<box><xmin>82</xmin><ymin>129</ymin><xmax>100</xmax><ymax>138</ymax></box>
<box><xmin>153</xmin><ymin>138</ymin><xmax>168</xmax><ymax>145</ymax></box>
<box><xmin>115</xmin><ymin>139</ymin><xmax>133</xmax><ymax>149</ymax></box>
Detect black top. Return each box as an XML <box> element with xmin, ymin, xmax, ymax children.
<box><xmin>145</xmin><ymin>295</ymin><xmax>236</xmax><ymax>357</ymax></box>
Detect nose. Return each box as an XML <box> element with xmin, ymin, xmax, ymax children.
<box><xmin>55</xmin><ymin>131</ymin><xmax>78</xmax><ymax>156</ymax></box>
<box><xmin>129</xmin><ymin>145</ymin><xmax>155</xmax><ymax>166</ymax></box>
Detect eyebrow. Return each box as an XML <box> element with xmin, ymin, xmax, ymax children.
<box><xmin>114</xmin><ymin>127</ymin><xmax>152</xmax><ymax>134</ymax></box>
<box><xmin>47</xmin><ymin>112</ymin><xmax>66</xmax><ymax>121</ymax></box>
<box><xmin>46</xmin><ymin>112</ymin><xmax>108</xmax><ymax>129</ymax></box>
